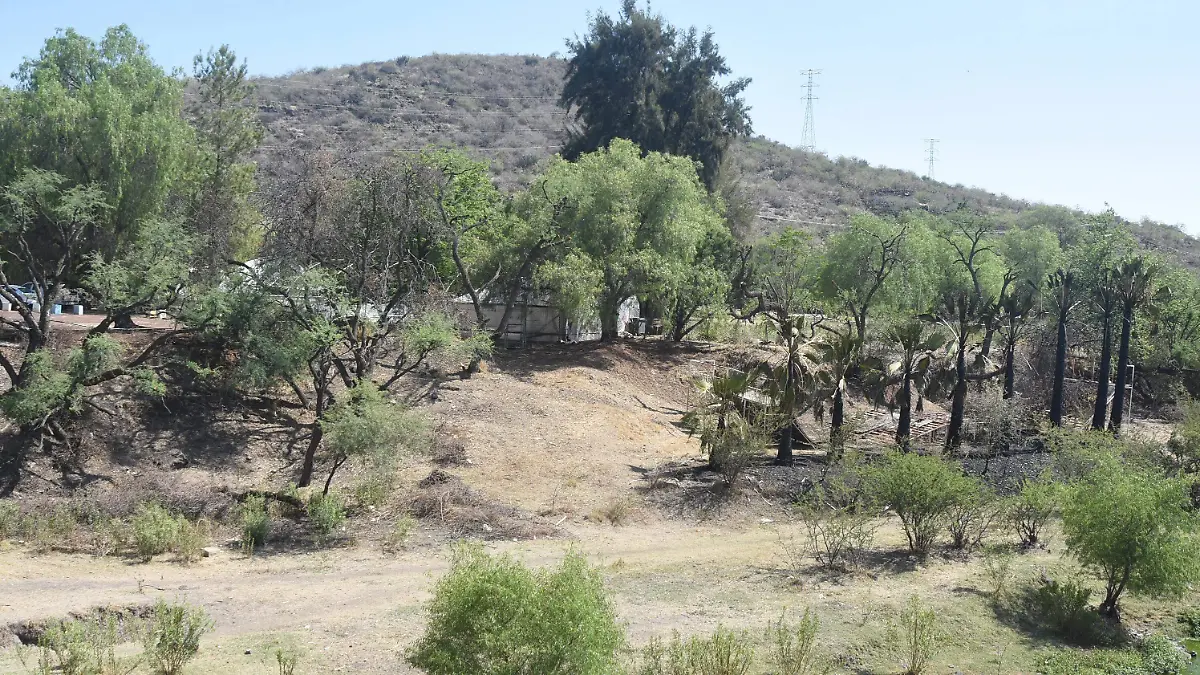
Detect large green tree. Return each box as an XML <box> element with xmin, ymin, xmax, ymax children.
<box><xmin>536</xmin><ymin>139</ymin><xmax>724</xmax><ymax>341</ymax></box>
<box><xmin>560</xmin><ymin>0</ymin><xmax>751</xmax><ymax>190</ymax></box>
<box><xmin>185</xmin><ymin>45</ymin><xmax>264</xmax><ymax>269</ymax></box>
<box><xmin>0</xmin><ymin>26</ymin><xmax>193</xmax><ymax>256</ymax></box>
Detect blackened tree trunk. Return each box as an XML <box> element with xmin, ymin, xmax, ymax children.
<box><xmin>1109</xmin><ymin>302</ymin><xmax>1135</xmax><ymax>433</ymax></box>
<box><xmin>1091</xmin><ymin>311</ymin><xmax>1115</xmax><ymax>430</ymax></box>
<box><xmin>829</xmin><ymin>387</ymin><xmax>845</xmax><ymax>459</ymax></box>
<box><xmin>1050</xmin><ymin>309</ymin><xmax>1069</xmax><ymax>427</ymax></box>
<box><xmin>777</xmin><ymin>356</ymin><xmax>795</xmax><ymax>464</ymax></box>
<box><xmin>945</xmin><ymin>305</ymin><xmax>970</xmax><ymax>452</ymax></box>
<box><xmin>897</xmin><ymin>371</ymin><xmax>913</xmax><ymax>449</ymax></box>
<box><xmin>297</xmin><ymin>423</ymin><xmax>323</xmax><ymax>488</ymax></box>
<box><xmin>1003</xmin><ymin>342</ymin><xmax>1016</xmax><ymax>399</ymax></box>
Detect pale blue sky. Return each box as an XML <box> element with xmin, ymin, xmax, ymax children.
<box><xmin>2</xmin><ymin>0</ymin><xmax>1197</xmax><ymax>232</ymax></box>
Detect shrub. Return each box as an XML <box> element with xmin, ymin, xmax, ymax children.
<box><xmin>143</xmin><ymin>600</ymin><xmax>212</xmax><ymax>675</ymax></box>
<box><xmin>132</xmin><ymin>504</ymin><xmax>181</xmax><ymax>561</ymax></box>
<box><xmin>1040</xmin><ymin>634</ymin><xmax>1189</xmax><ymax>675</ymax></box>
<box><xmin>1028</xmin><ymin>576</ymin><xmax>1099</xmax><ymax>643</ymax></box>
<box><xmin>890</xmin><ymin>595</ymin><xmax>940</xmax><ymax>675</ymax></box>
<box><xmin>766</xmin><ymin>609</ymin><xmax>821</xmax><ymax>675</ymax></box>
<box><xmin>1177</xmin><ymin>607</ymin><xmax>1200</xmax><ymax>638</ymax></box>
<box><xmin>1062</xmin><ymin>464</ymin><xmax>1200</xmax><ymax>616</ymax></box>
<box><xmin>90</xmin><ymin>517</ymin><xmax>130</xmax><ymax>557</ymax></box>
<box><xmin>981</xmin><ymin>545</ymin><xmax>1015</xmax><ymax>599</ymax></box>
<box><xmin>275</xmin><ymin>646</ymin><xmax>300</xmax><ymax>675</ymax></box>
<box><xmin>0</xmin><ymin>500</ymin><xmax>19</xmax><ymax>539</ymax></box>
<box><xmin>946</xmin><ymin>486</ymin><xmax>1001</xmax><ymax>551</ymax></box>
<box><xmin>590</xmin><ymin>499</ymin><xmax>632</xmax><ymax>526</ymax></box>
<box><xmin>306</xmin><ymin>492</ymin><xmax>346</xmax><ymax>542</ymax></box>
<box><xmin>383</xmin><ymin>514</ymin><xmax>417</xmax><ymax>553</ymax></box>
<box><xmin>1009</xmin><ymin>473</ymin><xmax>1058</xmax><ymax>548</ymax></box>
<box><xmin>794</xmin><ymin>500</ymin><xmax>876</xmax><ymax>572</ymax></box>
<box><xmin>29</xmin><ymin>613</ymin><xmax>135</xmax><ymax>675</ymax></box>
<box><xmin>637</xmin><ymin>627</ymin><xmax>755</xmax><ymax>675</ymax></box>
<box><xmin>239</xmin><ymin>495</ymin><xmax>270</xmax><ymax>555</ymax></box>
<box><xmin>408</xmin><ymin>544</ymin><xmax>624</xmax><ymax>674</ymax></box>
<box><xmin>865</xmin><ymin>452</ymin><xmax>974</xmax><ymax>553</ymax></box>
<box><xmin>174</xmin><ymin>519</ymin><xmax>209</xmax><ymax>563</ymax></box>
<box><xmin>705</xmin><ymin>420</ymin><xmax>766</xmax><ymax>488</ymax></box>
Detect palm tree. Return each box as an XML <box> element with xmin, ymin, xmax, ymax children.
<box><xmin>997</xmin><ymin>283</ymin><xmax>1037</xmax><ymax>400</ymax></box>
<box><xmin>1109</xmin><ymin>256</ymin><xmax>1166</xmax><ymax>433</ymax></box>
<box><xmin>1046</xmin><ymin>269</ymin><xmax>1080</xmax><ymax>427</ymax></box>
<box><xmin>812</xmin><ymin>323</ymin><xmax>862</xmax><ymax>459</ymax></box>
<box><xmin>1089</xmin><ymin>268</ymin><xmax>1120</xmax><ymax>430</ymax></box>
<box><xmin>884</xmin><ymin>319</ymin><xmax>946</xmax><ymax>450</ymax></box>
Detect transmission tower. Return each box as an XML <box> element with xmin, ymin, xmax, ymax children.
<box><xmin>800</xmin><ymin>69</ymin><xmax>821</xmax><ymax>153</ymax></box>
<box><xmin>924</xmin><ymin>138</ymin><xmax>939</xmax><ymax>179</ymax></box>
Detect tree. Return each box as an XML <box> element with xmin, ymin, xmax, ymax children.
<box><xmin>736</xmin><ymin>229</ymin><xmax>825</xmax><ymax>463</ymax></box>
<box><xmin>813</xmin><ymin>324</ymin><xmax>861</xmax><ymax>456</ymax></box>
<box><xmin>1046</xmin><ymin>269</ymin><xmax>1080</xmax><ymax>427</ymax></box>
<box><xmin>254</xmin><ymin>149</ymin><xmax>490</xmax><ymax>487</ymax></box>
<box><xmin>661</xmin><ymin>223</ymin><xmax>736</xmax><ymax>341</ymax></box>
<box><xmin>931</xmin><ymin>215</ymin><xmax>1002</xmax><ymax>450</ymax></box>
<box><xmin>1062</xmin><ymin>462</ymin><xmax>1200</xmax><ymax>618</ymax></box>
<box><xmin>186</xmin><ymin>45</ymin><xmax>264</xmax><ymax>269</ymax></box>
<box><xmin>884</xmin><ymin>319</ymin><xmax>945</xmax><ymax>449</ymax></box>
<box><xmin>1108</xmin><ymin>255</ymin><xmax>1164</xmax><ymax>434</ymax></box>
<box><xmin>1089</xmin><ymin>269</ymin><xmax>1120</xmax><ymax>429</ymax></box>
<box><xmin>816</xmin><ymin>214</ymin><xmax>908</xmax><ymax>344</ymax></box>
<box><xmin>538</xmin><ymin>139</ymin><xmax>723</xmax><ymax>341</ymax></box>
<box><xmin>560</xmin><ymin>0</ymin><xmax>751</xmax><ymax>190</ymax></box>
<box><xmin>0</xmin><ymin>26</ymin><xmax>193</xmax><ymax>257</ymax></box>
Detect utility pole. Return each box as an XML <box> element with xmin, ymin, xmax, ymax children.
<box><xmin>800</xmin><ymin>69</ymin><xmax>821</xmax><ymax>153</ymax></box>
<box><xmin>924</xmin><ymin>138</ymin><xmax>939</xmax><ymax>179</ymax></box>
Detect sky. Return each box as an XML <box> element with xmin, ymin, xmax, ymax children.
<box><xmin>2</xmin><ymin>0</ymin><xmax>1198</xmax><ymax>233</ymax></box>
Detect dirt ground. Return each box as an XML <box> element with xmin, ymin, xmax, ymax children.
<box><xmin>0</xmin><ymin>340</ymin><xmax>1193</xmax><ymax>674</ymax></box>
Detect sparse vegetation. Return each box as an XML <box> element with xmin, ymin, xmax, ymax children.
<box><xmin>891</xmin><ymin>595</ymin><xmax>940</xmax><ymax>675</ymax></box>
<box><xmin>239</xmin><ymin>495</ymin><xmax>270</xmax><ymax>555</ymax></box>
<box><xmin>636</xmin><ymin>627</ymin><xmax>755</xmax><ymax>675</ymax></box>
<box><xmin>765</xmin><ymin>609</ymin><xmax>822</xmax><ymax>675</ymax></box>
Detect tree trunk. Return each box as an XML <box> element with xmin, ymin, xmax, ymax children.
<box><xmin>600</xmin><ymin>310</ymin><xmax>620</xmax><ymax>342</ymax></box>
<box><xmin>1109</xmin><ymin>302</ymin><xmax>1135</xmax><ymax>434</ymax></box>
<box><xmin>777</xmin><ymin>423</ymin><xmax>794</xmax><ymax>464</ymax></box>
<box><xmin>1050</xmin><ymin>310</ymin><xmax>1069</xmax><ymax>427</ymax></box>
<box><xmin>829</xmin><ymin>387</ymin><xmax>845</xmax><ymax>460</ymax></box>
<box><xmin>1003</xmin><ymin>343</ymin><xmax>1016</xmax><ymax>399</ymax></box>
<box><xmin>945</xmin><ymin>343</ymin><xmax>967</xmax><ymax>452</ymax></box>
<box><xmin>1091</xmin><ymin>311</ymin><xmax>1114</xmax><ymax>430</ymax></box>
<box><xmin>113</xmin><ymin>311</ymin><xmax>138</xmax><ymax>329</ymax></box>
<box><xmin>297</xmin><ymin>423</ymin><xmax>322</xmax><ymax>488</ymax></box>
<box><xmin>897</xmin><ymin>371</ymin><xmax>912</xmax><ymax>449</ymax></box>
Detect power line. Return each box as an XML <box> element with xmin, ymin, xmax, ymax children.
<box><xmin>924</xmin><ymin>139</ymin><xmax>939</xmax><ymax>179</ymax></box>
<box><xmin>800</xmin><ymin>69</ymin><xmax>821</xmax><ymax>153</ymax></box>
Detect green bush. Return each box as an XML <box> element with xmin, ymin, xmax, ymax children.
<box><xmin>173</xmin><ymin>519</ymin><xmax>209</xmax><ymax>563</ymax></box>
<box><xmin>1028</xmin><ymin>577</ymin><xmax>1101</xmax><ymax>643</ymax></box>
<box><xmin>1062</xmin><ymin>464</ymin><xmax>1200</xmax><ymax>616</ymax></box>
<box><xmin>29</xmin><ymin>613</ymin><xmax>135</xmax><ymax>675</ymax></box>
<box><xmin>239</xmin><ymin>495</ymin><xmax>270</xmax><ymax>555</ymax></box>
<box><xmin>637</xmin><ymin>627</ymin><xmax>755</xmax><ymax>675</ymax></box>
<box><xmin>1009</xmin><ymin>473</ymin><xmax>1059</xmax><ymax>548</ymax></box>
<box><xmin>765</xmin><ymin>609</ymin><xmax>821</xmax><ymax>675</ymax></box>
<box><xmin>143</xmin><ymin>600</ymin><xmax>212</xmax><ymax>675</ymax></box>
<box><xmin>1177</xmin><ymin>607</ymin><xmax>1200</xmax><ymax>638</ymax></box>
<box><xmin>132</xmin><ymin>504</ymin><xmax>181</xmax><ymax>561</ymax></box>
<box><xmin>889</xmin><ymin>595</ymin><xmax>940</xmax><ymax>675</ymax></box>
<box><xmin>306</xmin><ymin>492</ymin><xmax>346</xmax><ymax>541</ymax></box>
<box><xmin>865</xmin><ymin>452</ymin><xmax>975</xmax><ymax>553</ymax></box>
<box><xmin>408</xmin><ymin>544</ymin><xmax>624</xmax><ymax>674</ymax></box>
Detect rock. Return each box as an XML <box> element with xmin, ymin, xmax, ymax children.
<box><xmin>201</xmin><ymin>547</ymin><xmax>219</xmax><ymax>558</ymax></box>
<box><xmin>244</xmin><ymin>649</ymin><xmax>252</xmax><ymax>655</ymax></box>
<box><xmin>170</xmin><ymin>456</ymin><xmax>189</xmax><ymax>470</ymax></box>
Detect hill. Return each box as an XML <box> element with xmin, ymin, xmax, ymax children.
<box><xmin>248</xmin><ymin>53</ymin><xmax>1200</xmax><ymax>268</ymax></box>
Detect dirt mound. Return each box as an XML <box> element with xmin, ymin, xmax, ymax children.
<box><xmin>409</xmin><ymin>470</ymin><xmax>559</xmax><ymax>540</ymax></box>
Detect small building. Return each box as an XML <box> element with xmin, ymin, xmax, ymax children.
<box><xmin>455</xmin><ymin>294</ymin><xmax>640</xmax><ymax>346</ymax></box>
